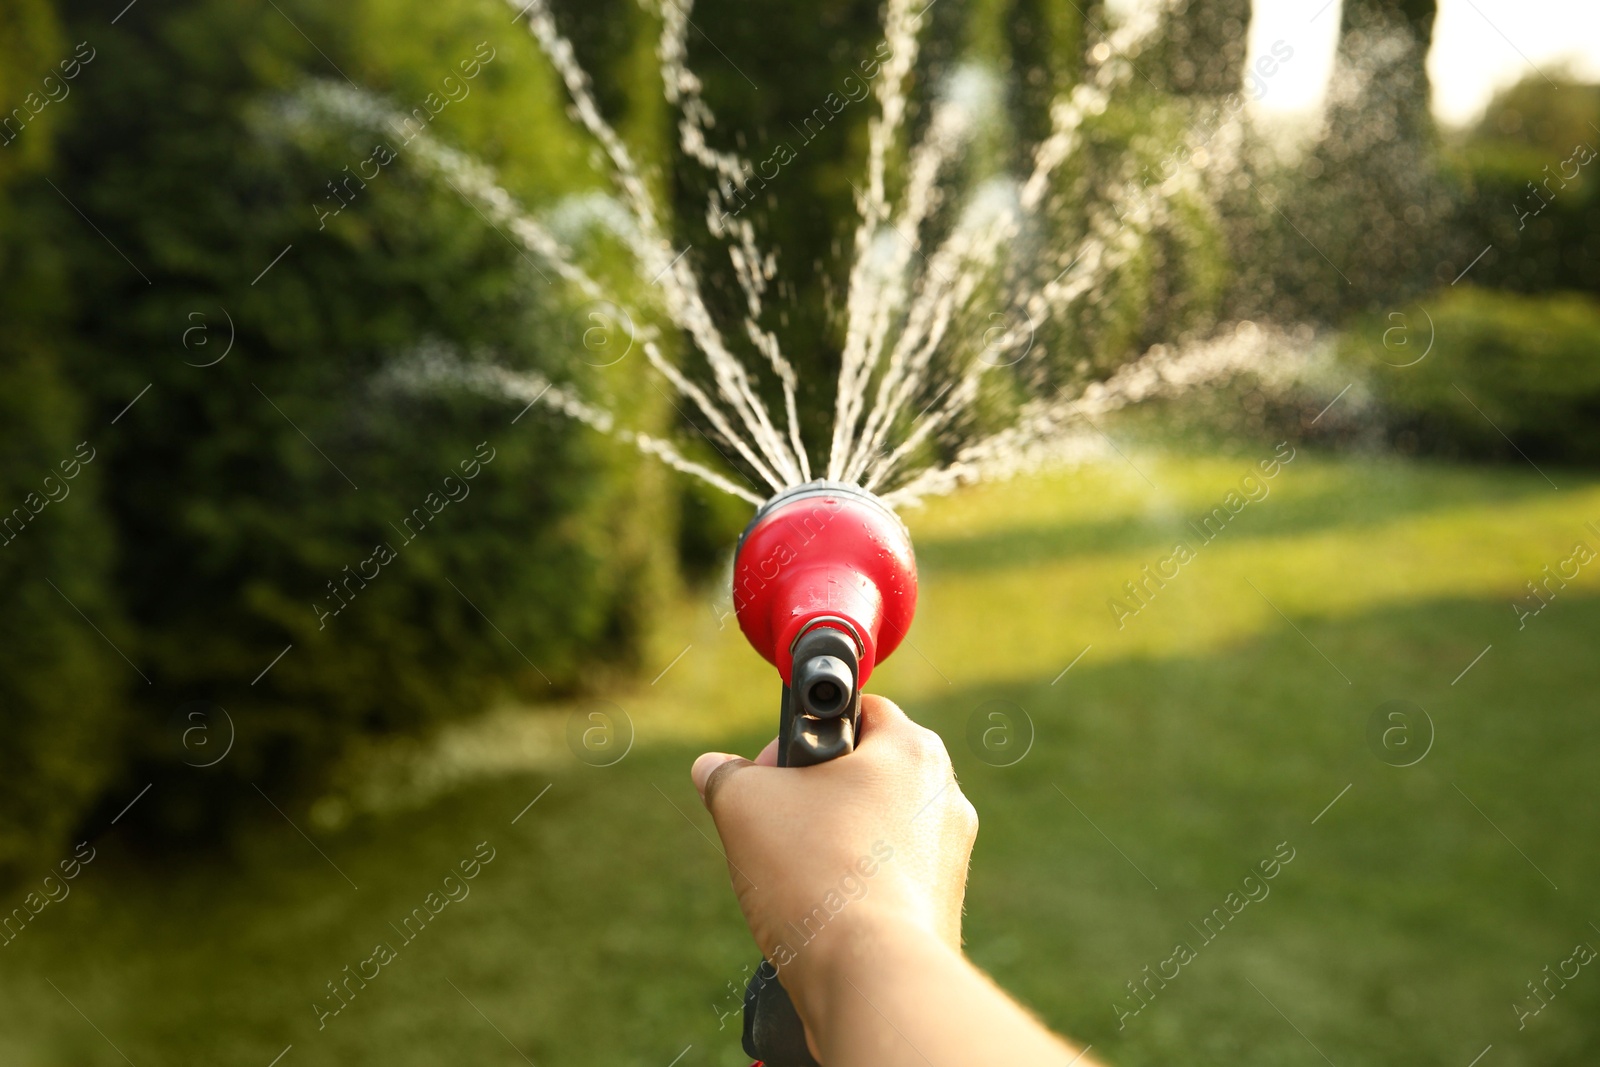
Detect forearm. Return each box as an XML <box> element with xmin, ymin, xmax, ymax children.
<box><xmin>802</xmin><ymin>914</ymin><xmax>1097</xmax><ymax>1067</ymax></box>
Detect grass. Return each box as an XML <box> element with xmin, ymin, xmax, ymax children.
<box><xmin>3</xmin><ymin>449</ymin><xmax>1598</xmax><ymax>1067</ymax></box>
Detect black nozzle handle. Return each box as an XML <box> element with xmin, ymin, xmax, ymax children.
<box><xmin>742</xmin><ymin>956</ymin><xmax>818</xmax><ymax>1066</ymax></box>
<box><xmin>742</xmin><ymin>627</ymin><xmax>862</xmax><ymax>1065</ymax></box>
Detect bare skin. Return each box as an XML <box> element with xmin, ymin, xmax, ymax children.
<box><xmin>691</xmin><ymin>694</ymin><xmax>1102</xmax><ymax>1067</ymax></box>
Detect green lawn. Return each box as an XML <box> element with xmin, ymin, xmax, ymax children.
<box><xmin>4</xmin><ymin>451</ymin><xmax>1598</xmax><ymax>1067</ymax></box>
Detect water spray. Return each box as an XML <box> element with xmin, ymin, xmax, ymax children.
<box><xmin>731</xmin><ymin>481</ymin><xmax>918</xmax><ymax>1065</ymax></box>
<box><xmin>502</xmin><ymin>0</ymin><xmax>1210</xmax><ymax>1056</ymax></box>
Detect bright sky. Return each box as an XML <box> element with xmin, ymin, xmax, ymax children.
<box><xmin>1242</xmin><ymin>0</ymin><xmax>1600</xmax><ymax>127</ymax></box>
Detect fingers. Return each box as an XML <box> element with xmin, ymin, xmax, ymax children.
<box><xmin>857</xmin><ymin>693</ymin><xmax>946</xmax><ymax>764</ymax></box>
<box><xmin>692</xmin><ymin>696</ymin><xmax>944</xmax><ymax>818</ymax></box>
<box><xmin>855</xmin><ymin>693</ymin><xmax>915</xmax><ymax>748</ymax></box>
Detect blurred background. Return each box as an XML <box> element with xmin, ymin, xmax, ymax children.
<box><xmin>0</xmin><ymin>0</ymin><xmax>1596</xmax><ymax>1063</ymax></box>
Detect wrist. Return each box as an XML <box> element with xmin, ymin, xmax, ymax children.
<box><xmin>788</xmin><ymin>906</ymin><xmax>959</xmax><ymax>1042</ymax></box>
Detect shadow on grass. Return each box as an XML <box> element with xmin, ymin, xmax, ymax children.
<box><xmin>917</xmin><ymin>593</ymin><xmax>1600</xmax><ymax>1067</ymax></box>
<box><xmin>3</xmin><ymin>594</ymin><xmax>1595</xmax><ymax>1067</ymax></box>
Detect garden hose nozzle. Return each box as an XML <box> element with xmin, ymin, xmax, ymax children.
<box><xmin>733</xmin><ymin>480</ymin><xmax>918</xmax><ymax>767</ymax></box>
<box><xmin>730</xmin><ymin>480</ymin><xmax>919</xmax><ymax>1065</ymax></box>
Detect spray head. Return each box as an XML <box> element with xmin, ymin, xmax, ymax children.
<box><xmin>732</xmin><ymin>481</ymin><xmax>918</xmax><ymax>765</ymax></box>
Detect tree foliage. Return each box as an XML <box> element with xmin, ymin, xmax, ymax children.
<box><xmin>1347</xmin><ymin>287</ymin><xmax>1600</xmax><ymax>463</ymax></box>
<box><xmin>0</xmin><ymin>0</ymin><xmax>124</xmax><ymax>881</ymax></box>
<box><xmin>0</xmin><ymin>0</ymin><xmax>677</xmax><ymax>856</ymax></box>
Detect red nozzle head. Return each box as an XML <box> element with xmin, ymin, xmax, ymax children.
<box><xmin>732</xmin><ymin>481</ymin><xmax>918</xmax><ymax>687</ymax></box>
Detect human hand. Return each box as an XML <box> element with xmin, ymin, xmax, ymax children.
<box><xmin>689</xmin><ymin>695</ymin><xmax>979</xmax><ymax>1025</ymax></box>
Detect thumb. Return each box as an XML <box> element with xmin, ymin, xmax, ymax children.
<box><xmin>691</xmin><ymin>751</ymin><xmax>749</xmax><ymax>806</ymax></box>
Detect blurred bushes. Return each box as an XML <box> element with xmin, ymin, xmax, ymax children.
<box><xmin>1446</xmin><ymin>78</ymin><xmax>1600</xmax><ymax>297</ymax></box>
<box><xmin>1346</xmin><ymin>287</ymin><xmax>1600</xmax><ymax>463</ymax></box>
<box><xmin>0</xmin><ymin>1</ymin><xmax>125</xmax><ymax>882</ymax></box>
<box><xmin>1333</xmin><ymin>76</ymin><xmax>1600</xmax><ymax>464</ymax></box>
<box><xmin>1227</xmin><ymin>56</ymin><xmax>1600</xmax><ymax>467</ymax></box>
<box><xmin>0</xmin><ymin>0</ymin><xmax>679</xmax><ymax>862</ymax></box>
